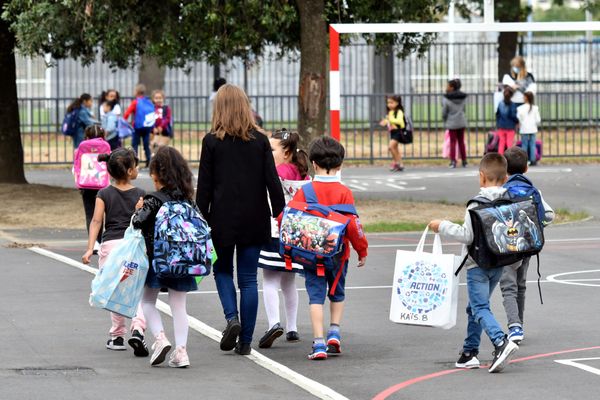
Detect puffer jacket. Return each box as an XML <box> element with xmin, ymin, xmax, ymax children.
<box><xmin>442</xmin><ymin>90</ymin><xmax>468</xmax><ymax>130</ymax></box>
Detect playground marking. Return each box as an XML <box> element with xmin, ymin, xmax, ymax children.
<box><xmin>546</xmin><ymin>269</ymin><xmax>600</xmax><ymax>288</ymax></box>
<box><xmin>554</xmin><ymin>358</ymin><xmax>600</xmax><ymax>376</ymax></box>
<box><xmin>27</xmin><ymin>247</ymin><xmax>350</xmax><ymax>400</ymax></box>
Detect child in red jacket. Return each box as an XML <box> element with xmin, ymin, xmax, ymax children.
<box><xmin>281</xmin><ymin>136</ymin><xmax>368</xmax><ymax>360</ymax></box>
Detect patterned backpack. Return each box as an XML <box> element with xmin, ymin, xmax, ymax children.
<box><xmin>73</xmin><ymin>137</ymin><xmax>111</xmax><ymax>190</ymax></box>
<box><xmin>151</xmin><ymin>192</ymin><xmax>214</xmax><ymax>279</ymax></box>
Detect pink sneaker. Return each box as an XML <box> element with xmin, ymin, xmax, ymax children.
<box><xmin>150</xmin><ymin>331</ymin><xmax>172</xmax><ymax>366</ymax></box>
<box><xmin>168</xmin><ymin>346</ymin><xmax>190</xmax><ymax>368</ymax></box>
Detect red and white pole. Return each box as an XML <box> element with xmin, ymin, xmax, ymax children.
<box><xmin>329</xmin><ymin>25</ymin><xmax>340</xmax><ymax>141</ymax></box>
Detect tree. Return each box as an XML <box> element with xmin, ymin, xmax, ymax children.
<box><xmin>2</xmin><ymin>0</ymin><xmax>452</xmax><ymax>182</ymax></box>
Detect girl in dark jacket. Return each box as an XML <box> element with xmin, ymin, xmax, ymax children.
<box><xmin>196</xmin><ymin>84</ymin><xmax>285</xmax><ymax>356</ymax></box>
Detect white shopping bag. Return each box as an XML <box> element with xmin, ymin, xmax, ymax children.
<box><xmin>389</xmin><ymin>228</ymin><xmax>459</xmax><ymax>329</ymax></box>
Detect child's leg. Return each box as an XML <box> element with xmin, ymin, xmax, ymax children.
<box><xmin>310</xmin><ymin>304</ymin><xmax>325</xmax><ymax>339</ymax></box>
<box><xmin>141</xmin><ymin>287</ymin><xmax>164</xmax><ymax>337</ymax></box>
<box><xmin>98</xmin><ymin>240</ymin><xmax>125</xmax><ymax>337</ymax></box>
<box><xmin>499</xmin><ymin>262</ymin><xmax>521</xmax><ymax>328</ymax></box>
<box><xmin>497</xmin><ymin>129</ymin><xmax>507</xmax><ymax>154</ymax></box>
<box><xmin>130</xmin><ymin>302</ymin><xmax>146</xmax><ymax>333</ymax></box>
<box><xmin>131</xmin><ymin>129</ymin><xmax>141</xmax><ymax>156</ymax></box>
<box><xmin>262</xmin><ymin>269</ymin><xmax>282</xmax><ymax>329</ymax></box>
<box><xmin>528</xmin><ymin>134</ymin><xmax>537</xmax><ymax>163</ymax></box>
<box><xmin>516</xmin><ymin>258</ymin><xmax>530</xmax><ymax>324</ymax></box>
<box><xmin>330</xmin><ymin>301</ymin><xmax>344</xmax><ymax>326</ymax></box>
<box><xmin>506</xmin><ymin>129</ymin><xmax>516</xmax><ymax>149</ymax></box>
<box><xmin>168</xmin><ymin>290</ymin><xmax>189</xmax><ymax>347</ymax></box>
<box><xmin>462</xmin><ymin>302</ymin><xmax>483</xmax><ymax>353</ymax></box>
<box><xmin>466</xmin><ymin>267</ymin><xmax>505</xmax><ymax>347</ymax></box>
<box><xmin>456</xmin><ymin>128</ymin><xmax>467</xmax><ymax>161</ymax></box>
<box><xmin>279</xmin><ymin>272</ymin><xmax>299</xmax><ymax>333</ymax></box>
<box><xmin>388</xmin><ymin>140</ymin><xmax>400</xmax><ymax>164</ymax></box>
<box><xmin>305</xmin><ymin>270</ymin><xmax>327</xmax><ymax>339</ymax></box>
<box><xmin>449</xmin><ymin>130</ymin><xmax>458</xmax><ymax>162</ymax></box>
<box><xmin>141</xmin><ymin>129</ymin><xmax>152</xmax><ymax>164</ymax></box>
<box><xmin>81</xmin><ymin>189</ymin><xmax>102</xmax><ymax>242</ymax></box>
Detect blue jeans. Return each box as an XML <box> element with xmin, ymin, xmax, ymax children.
<box><xmin>463</xmin><ymin>267</ymin><xmax>506</xmax><ymax>353</ymax></box>
<box><xmin>520</xmin><ymin>134</ymin><xmax>537</xmax><ymax>164</ymax></box>
<box><xmin>213</xmin><ymin>244</ymin><xmax>262</xmax><ymax>344</ymax></box>
<box><xmin>132</xmin><ymin>127</ymin><xmax>152</xmax><ymax>164</ymax></box>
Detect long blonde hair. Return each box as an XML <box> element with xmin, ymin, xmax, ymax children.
<box><xmin>211</xmin><ymin>84</ymin><xmax>260</xmax><ymax>141</ymax></box>
<box><xmin>511</xmin><ymin>56</ymin><xmax>528</xmax><ymax>81</ymax></box>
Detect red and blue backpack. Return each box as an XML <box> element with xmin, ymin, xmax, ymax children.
<box><xmin>279</xmin><ymin>183</ymin><xmax>357</xmax><ymax>293</ymax></box>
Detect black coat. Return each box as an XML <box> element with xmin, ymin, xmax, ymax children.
<box><xmin>196</xmin><ymin>131</ymin><xmax>285</xmax><ymax>248</ymax></box>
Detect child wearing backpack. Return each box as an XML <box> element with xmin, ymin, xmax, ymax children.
<box><xmin>429</xmin><ymin>153</ymin><xmax>519</xmax><ymax>373</ymax></box>
<box><xmin>132</xmin><ymin>146</ymin><xmax>199</xmax><ymax>368</ymax></box>
<box><xmin>123</xmin><ymin>84</ymin><xmax>155</xmax><ymax>167</ymax></box>
<box><xmin>82</xmin><ymin>148</ymin><xmax>148</xmax><ymax>355</ymax></box>
<box><xmin>496</xmin><ymin>87</ymin><xmax>519</xmax><ymax>155</ymax></box>
<box><xmin>257</xmin><ymin>129</ymin><xmax>310</xmax><ymax>349</ymax></box>
<box><xmin>150</xmin><ymin>90</ymin><xmax>173</xmax><ymax>156</ymax></box>
<box><xmin>74</xmin><ymin>125</ymin><xmax>111</xmax><ymax>253</ymax></box>
<box><xmin>66</xmin><ymin>93</ymin><xmax>98</xmax><ymax>148</ymax></box>
<box><xmin>379</xmin><ymin>95</ymin><xmax>406</xmax><ymax>172</ymax></box>
<box><xmin>101</xmin><ymin>100</ymin><xmax>121</xmax><ymax>150</ymax></box>
<box><xmin>500</xmin><ymin>146</ymin><xmax>554</xmax><ymax>344</ymax></box>
<box><xmin>516</xmin><ymin>92</ymin><xmax>542</xmax><ymax>166</ymax></box>
<box><xmin>280</xmin><ymin>136</ymin><xmax>368</xmax><ymax>360</ymax></box>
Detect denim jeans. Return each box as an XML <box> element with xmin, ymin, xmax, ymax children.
<box><xmin>132</xmin><ymin>127</ymin><xmax>152</xmax><ymax>164</ymax></box>
<box><xmin>214</xmin><ymin>244</ymin><xmax>262</xmax><ymax>344</ymax></box>
<box><xmin>520</xmin><ymin>134</ymin><xmax>537</xmax><ymax>163</ymax></box>
<box><xmin>463</xmin><ymin>266</ymin><xmax>506</xmax><ymax>352</ymax></box>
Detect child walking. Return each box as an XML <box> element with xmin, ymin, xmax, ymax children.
<box><xmin>429</xmin><ymin>153</ymin><xmax>518</xmax><ymax>373</ymax></box>
<box><xmin>258</xmin><ymin>129</ymin><xmax>310</xmax><ymax>348</ymax></box>
<box><xmin>124</xmin><ymin>84</ymin><xmax>155</xmax><ymax>167</ymax></box>
<box><xmin>74</xmin><ymin>125</ymin><xmax>111</xmax><ymax>253</ymax></box>
<box><xmin>81</xmin><ymin>148</ymin><xmax>148</xmax><ymax>355</ymax></box>
<box><xmin>442</xmin><ymin>78</ymin><xmax>468</xmax><ymax>168</ymax></box>
<box><xmin>67</xmin><ymin>93</ymin><xmax>98</xmax><ymax>148</ymax></box>
<box><xmin>500</xmin><ymin>147</ymin><xmax>554</xmax><ymax>344</ymax></box>
<box><xmin>283</xmin><ymin>137</ymin><xmax>368</xmax><ymax>360</ymax></box>
<box><xmin>379</xmin><ymin>95</ymin><xmax>406</xmax><ymax>172</ymax></box>
<box><xmin>150</xmin><ymin>90</ymin><xmax>173</xmax><ymax>156</ymax></box>
<box><xmin>516</xmin><ymin>92</ymin><xmax>541</xmax><ymax>166</ymax></box>
<box><xmin>496</xmin><ymin>87</ymin><xmax>519</xmax><ymax>155</ymax></box>
<box><xmin>133</xmin><ymin>146</ymin><xmax>197</xmax><ymax>368</ymax></box>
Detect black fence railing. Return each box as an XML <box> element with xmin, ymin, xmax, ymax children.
<box><xmin>19</xmin><ymin>91</ymin><xmax>600</xmax><ymax>165</ymax></box>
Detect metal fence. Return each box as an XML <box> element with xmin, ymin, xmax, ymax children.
<box><xmin>19</xmin><ymin>91</ymin><xmax>600</xmax><ymax>165</ymax></box>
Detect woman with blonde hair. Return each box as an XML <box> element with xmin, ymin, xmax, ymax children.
<box><xmin>196</xmin><ymin>84</ymin><xmax>286</xmax><ymax>356</ymax></box>
<box><xmin>502</xmin><ymin>56</ymin><xmax>537</xmax><ymax>106</ymax></box>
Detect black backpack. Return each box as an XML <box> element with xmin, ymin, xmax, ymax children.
<box><xmin>455</xmin><ymin>194</ymin><xmax>546</xmax><ymax>301</ymax></box>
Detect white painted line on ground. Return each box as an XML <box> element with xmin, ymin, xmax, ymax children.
<box><xmin>347</xmin><ymin>184</ymin><xmax>367</xmax><ymax>192</ymax></box>
<box><xmin>555</xmin><ymin>358</ymin><xmax>600</xmax><ymax>376</ymax></box>
<box><xmin>384</xmin><ymin>183</ymin><xmax>427</xmax><ymax>191</ymax></box>
<box><xmin>27</xmin><ymin>247</ymin><xmax>350</xmax><ymax>400</ymax></box>
<box><xmin>546</xmin><ymin>269</ymin><xmax>600</xmax><ymax>287</ymax></box>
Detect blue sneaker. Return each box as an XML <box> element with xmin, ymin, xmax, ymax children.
<box><xmin>308</xmin><ymin>343</ymin><xmax>327</xmax><ymax>360</ymax></box>
<box><xmin>508</xmin><ymin>326</ymin><xmax>524</xmax><ymax>344</ymax></box>
<box><xmin>326</xmin><ymin>331</ymin><xmax>341</xmax><ymax>355</ymax></box>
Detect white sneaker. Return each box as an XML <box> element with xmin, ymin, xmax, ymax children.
<box><xmin>150</xmin><ymin>331</ymin><xmax>172</xmax><ymax>366</ymax></box>
<box><xmin>168</xmin><ymin>346</ymin><xmax>190</xmax><ymax>368</ymax></box>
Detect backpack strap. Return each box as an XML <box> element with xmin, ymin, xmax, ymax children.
<box><xmin>536</xmin><ymin>253</ymin><xmax>543</xmax><ymax>305</ymax></box>
<box><xmin>454</xmin><ymin>254</ymin><xmax>469</xmax><ymax>276</ymax></box>
<box><xmin>329</xmin><ymin>258</ymin><xmax>345</xmax><ymax>295</ymax></box>
<box><xmin>467</xmin><ymin>195</ymin><xmax>491</xmax><ymax>207</ymax></box>
<box><xmin>302</xmin><ymin>182</ymin><xmax>318</xmax><ymax>204</ymax></box>
<box><xmin>330</xmin><ymin>204</ymin><xmax>358</xmax><ymax>215</ymax></box>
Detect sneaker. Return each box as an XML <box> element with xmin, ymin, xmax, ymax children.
<box><xmin>128</xmin><ymin>329</ymin><xmax>149</xmax><ymax>357</ymax></box>
<box><xmin>308</xmin><ymin>343</ymin><xmax>328</xmax><ymax>360</ymax></box>
<box><xmin>389</xmin><ymin>163</ymin><xmax>399</xmax><ymax>172</ymax></box>
<box><xmin>286</xmin><ymin>331</ymin><xmax>300</xmax><ymax>342</ymax></box>
<box><xmin>449</xmin><ymin>161</ymin><xmax>457</xmax><ymax>169</ymax></box>
<box><xmin>258</xmin><ymin>323</ymin><xmax>284</xmax><ymax>349</ymax></box>
<box><xmin>106</xmin><ymin>336</ymin><xmax>127</xmax><ymax>351</ymax></box>
<box><xmin>508</xmin><ymin>326</ymin><xmax>524</xmax><ymax>344</ymax></box>
<box><xmin>455</xmin><ymin>351</ymin><xmax>480</xmax><ymax>369</ymax></box>
<box><xmin>326</xmin><ymin>331</ymin><xmax>341</xmax><ymax>355</ymax></box>
<box><xmin>234</xmin><ymin>342</ymin><xmax>252</xmax><ymax>356</ymax></box>
<box><xmin>220</xmin><ymin>317</ymin><xmax>241</xmax><ymax>351</ymax></box>
<box><xmin>462</xmin><ymin>160</ymin><xmax>468</xmax><ymax>168</ymax></box>
<box><xmin>168</xmin><ymin>346</ymin><xmax>190</xmax><ymax>368</ymax></box>
<box><xmin>150</xmin><ymin>332</ymin><xmax>172</xmax><ymax>366</ymax></box>
<box><xmin>489</xmin><ymin>338</ymin><xmax>519</xmax><ymax>373</ymax></box>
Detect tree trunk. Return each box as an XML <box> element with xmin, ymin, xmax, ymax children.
<box><xmin>496</xmin><ymin>0</ymin><xmax>522</xmax><ymax>81</ymax></box>
<box><xmin>138</xmin><ymin>54</ymin><xmax>166</xmax><ymax>93</ymax></box>
<box><xmin>0</xmin><ymin>1</ymin><xmax>27</xmax><ymax>184</ymax></box>
<box><xmin>297</xmin><ymin>0</ymin><xmax>327</xmax><ymax>147</ymax></box>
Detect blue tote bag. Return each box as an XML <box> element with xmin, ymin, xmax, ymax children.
<box><xmin>90</xmin><ymin>225</ymin><xmax>149</xmax><ymax>318</ymax></box>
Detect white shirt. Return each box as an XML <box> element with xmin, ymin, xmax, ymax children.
<box><xmin>516</xmin><ymin>104</ymin><xmax>541</xmax><ymax>134</ymax></box>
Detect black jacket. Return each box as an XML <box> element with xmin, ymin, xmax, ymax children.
<box><xmin>196</xmin><ymin>131</ymin><xmax>285</xmax><ymax>248</ymax></box>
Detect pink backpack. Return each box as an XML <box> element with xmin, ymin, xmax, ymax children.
<box><xmin>73</xmin><ymin>137</ymin><xmax>111</xmax><ymax>189</ymax></box>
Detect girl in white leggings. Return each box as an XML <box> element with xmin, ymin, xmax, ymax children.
<box><xmin>258</xmin><ymin>129</ymin><xmax>310</xmax><ymax>348</ymax></box>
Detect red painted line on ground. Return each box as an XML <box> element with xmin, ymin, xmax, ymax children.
<box><xmin>372</xmin><ymin>346</ymin><xmax>600</xmax><ymax>400</ymax></box>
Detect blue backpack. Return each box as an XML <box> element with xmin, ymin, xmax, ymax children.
<box><xmin>279</xmin><ymin>183</ymin><xmax>357</xmax><ymax>294</ymax></box>
<box><xmin>504</xmin><ymin>174</ymin><xmax>546</xmax><ymax>226</ymax></box>
<box><xmin>61</xmin><ymin>107</ymin><xmax>80</xmax><ymax>137</ymax></box>
<box><xmin>134</xmin><ymin>97</ymin><xmax>156</xmax><ymax>129</ymax></box>
<box><xmin>150</xmin><ymin>192</ymin><xmax>213</xmax><ymax>279</ymax></box>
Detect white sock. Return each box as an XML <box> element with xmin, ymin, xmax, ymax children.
<box><xmin>262</xmin><ymin>269</ymin><xmax>282</xmax><ymax>329</ymax></box>
<box><xmin>141</xmin><ymin>288</ymin><xmax>164</xmax><ymax>338</ymax></box>
<box><xmin>279</xmin><ymin>272</ymin><xmax>299</xmax><ymax>332</ymax></box>
<box><xmin>168</xmin><ymin>290</ymin><xmax>189</xmax><ymax>347</ymax></box>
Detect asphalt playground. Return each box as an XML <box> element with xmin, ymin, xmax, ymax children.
<box><xmin>1</xmin><ymin>164</ymin><xmax>599</xmax><ymax>399</ymax></box>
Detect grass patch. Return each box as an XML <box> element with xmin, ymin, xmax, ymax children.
<box><xmin>363</xmin><ymin>221</ymin><xmax>428</xmax><ymax>233</ymax></box>
<box><xmin>554</xmin><ymin>208</ymin><xmax>591</xmax><ymax>225</ymax></box>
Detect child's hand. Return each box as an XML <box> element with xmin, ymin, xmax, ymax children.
<box><xmin>357</xmin><ymin>257</ymin><xmax>366</xmax><ymax>268</ymax></box>
<box><xmin>135</xmin><ymin>197</ymin><xmax>144</xmax><ymax>210</ymax></box>
<box><xmin>429</xmin><ymin>220</ymin><xmax>442</xmax><ymax>233</ymax></box>
<box><xmin>379</xmin><ymin>119</ymin><xmax>388</xmax><ymax>127</ymax></box>
<box><xmin>82</xmin><ymin>249</ymin><xmax>94</xmax><ymax>264</ymax></box>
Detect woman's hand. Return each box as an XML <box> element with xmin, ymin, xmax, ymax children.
<box><xmin>82</xmin><ymin>249</ymin><xmax>94</xmax><ymax>264</ymax></box>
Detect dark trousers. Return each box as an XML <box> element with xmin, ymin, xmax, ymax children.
<box><xmin>132</xmin><ymin>127</ymin><xmax>152</xmax><ymax>165</ymax></box>
<box><xmin>81</xmin><ymin>189</ymin><xmax>102</xmax><ymax>243</ymax></box>
<box><xmin>449</xmin><ymin>128</ymin><xmax>467</xmax><ymax>162</ymax></box>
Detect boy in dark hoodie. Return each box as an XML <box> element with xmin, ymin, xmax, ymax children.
<box><xmin>442</xmin><ymin>79</ymin><xmax>468</xmax><ymax>168</ymax></box>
